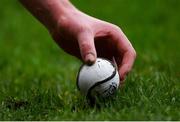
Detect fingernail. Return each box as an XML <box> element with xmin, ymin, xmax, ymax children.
<box><xmin>85</xmin><ymin>53</ymin><xmax>96</xmax><ymax>65</ymax></box>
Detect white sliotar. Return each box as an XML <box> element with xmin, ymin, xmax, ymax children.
<box><xmin>77</xmin><ymin>58</ymin><xmax>120</xmax><ymax>99</ymax></box>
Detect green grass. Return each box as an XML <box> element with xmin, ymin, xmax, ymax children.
<box><xmin>0</xmin><ymin>0</ymin><xmax>179</xmax><ymax>120</ymax></box>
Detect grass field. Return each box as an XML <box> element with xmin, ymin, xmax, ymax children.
<box><xmin>0</xmin><ymin>0</ymin><xmax>180</xmax><ymax>120</ymax></box>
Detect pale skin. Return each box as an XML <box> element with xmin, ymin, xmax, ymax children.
<box><xmin>19</xmin><ymin>0</ymin><xmax>136</xmax><ymax>85</ymax></box>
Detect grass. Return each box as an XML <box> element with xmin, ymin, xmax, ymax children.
<box><xmin>0</xmin><ymin>0</ymin><xmax>179</xmax><ymax>120</ymax></box>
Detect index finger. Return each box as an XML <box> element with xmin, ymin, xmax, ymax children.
<box><xmin>110</xmin><ymin>25</ymin><xmax>136</xmax><ymax>82</ymax></box>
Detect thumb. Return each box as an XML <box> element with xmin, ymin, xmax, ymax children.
<box><xmin>78</xmin><ymin>31</ymin><xmax>97</xmax><ymax>65</ymax></box>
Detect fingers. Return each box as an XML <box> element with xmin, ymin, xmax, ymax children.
<box><xmin>110</xmin><ymin>25</ymin><xmax>136</xmax><ymax>82</ymax></box>
<box><xmin>118</xmin><ymin>41</ymin><xmax>136</xmax><ymax>82</ymax></box>
<box><xmin>118</xmin><ymin>50</ymin><xmax>136</xmax><ymax>81</ymax></box>
<box><xmin>78</xmin><ymin>31</ymin><xmax>97</xmax><ymax>65</ymax></box>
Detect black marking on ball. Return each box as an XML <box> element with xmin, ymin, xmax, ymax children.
<box><xmin>86</xmin><ymin>70</ymin><xmax>117</xmax><ymax>99</ymax></box>
<box><xmin>76</xmin><ymin>63</ymin><xmax>84</xmax><ymax>90</ymax></box>
<box><xmin>101</xmin><ymin>82</ymin><xmax>118</xmax><ymax>97</ymax></box>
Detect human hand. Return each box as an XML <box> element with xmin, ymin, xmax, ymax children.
<box><xmin>20</xmin><ymin>0</ymin><xmax>136</xmax><ymax>85</ymax></box>
<box><xmin>50</xmin><ymin>10</ymin><xmax>136</xmax><ymax>84</ymax></box>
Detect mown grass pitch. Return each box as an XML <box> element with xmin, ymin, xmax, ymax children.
<box><xmin>0</xmin><ymin>0</ymin><xmax>179</xmax><ymax>120</ymax></box>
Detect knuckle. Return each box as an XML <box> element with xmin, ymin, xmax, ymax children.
<box><xmin>125</xmin><ymin>64</ymin><xmax>131</xmax><ymax>73</ymax></box>
<box><xmin>132</xmin><ymin>49</ymin><xmax>137</xmax><ymax>59</ymax></box>
<box><xmin>113</xmin><ymin>25</ymin><xmax>121</xmax><ymax>31</ymax></box>
<box><xmin>128</xmin><ymin>47</ymin><xmax>136</xmax><ymax>59</ymax></box>
<box><xmin>126</xmin><ymin>46</ymin><xmax>136</xmax><ymax>59</ymax></box>
<box><xmin>80</xmin><ymin>42</ymin><xmax>91</xmax><ymax>52</ymax></box>
<box><xmin>111</xmin><ymin>24</ymin><xmax>122</xmax><ymax>33</ymax></box>
<box><xmin>127</xmin><ymin>66</ymin><xmax>131</xmax><ymax>73</ymax></box>
<box><xmin>77</xmin><ymin>25</ymin><xmax>92</xmax><ymax>34</ymax></box>
<box><xmin>58</xmin><ymin>17</ymin><xmax>71</xmax><ymax>29</ymax></box>
<box><xmin>129</xmin><ymin>49</ymin><xmax>136</xmax><ymax>59</ymax></box>
<box><xmin>107</xmin><ymin>24</ymin><xmax>123</xmax><ymax>37</ymax></box>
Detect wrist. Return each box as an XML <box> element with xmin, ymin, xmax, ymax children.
<box><xmin>47</xmin><ymin>0</ymin><xmax>78</xmax><ymax>32</ymax></box>
<box><xmin>20</xmin><ymin>0</ymin><xmax>78</xmax><ymax>33</ymax></box>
